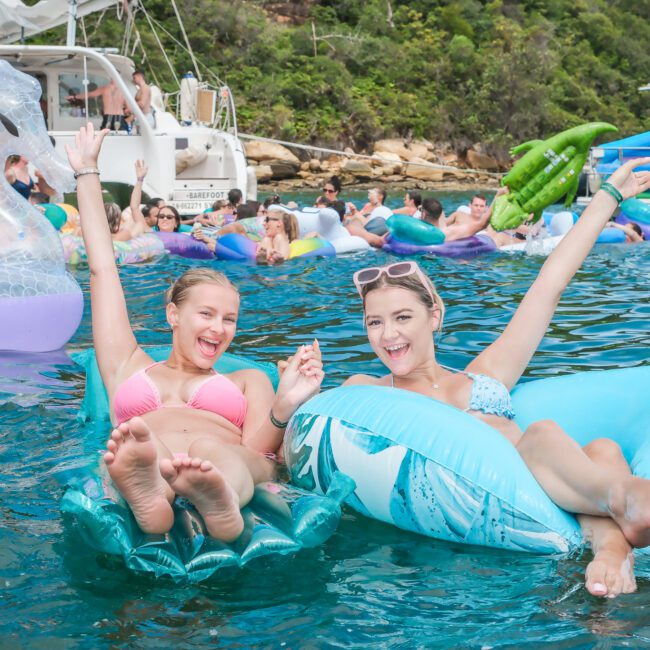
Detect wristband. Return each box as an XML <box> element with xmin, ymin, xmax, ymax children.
<box><xmin>74</xmin><ymin>167</ymin><xmax>100</xmax><ymax>179</ymax></box>
<box><xmin>269</xmin><ymin>409</ymin><xmax>290</xmax><ymax>429</ymax></box>
<box><xmin>136</xmin><ymin>177</ymin><xmax>145</xmax><ymax>182</ymax></box>
<box><xmin>599</xmin><ymin>182</ymin><xmax>623</xmax><ymax>205</ymax></box>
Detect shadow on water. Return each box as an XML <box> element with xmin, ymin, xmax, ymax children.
<box><xmin>2</xmin><ymin>194</ymin><xmax>650</xmax><ymax>647</ymax></box>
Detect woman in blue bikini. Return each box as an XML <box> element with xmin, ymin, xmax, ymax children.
<box><xmin>346</xmin><ymin>157</ymin><xmax>650</xmax><ymax>598</ymax></box>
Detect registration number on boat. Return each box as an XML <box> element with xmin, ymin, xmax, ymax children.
<box><xmin>168</xmin><ymin>200</ymin><xmax>213</xmax><ymax>215</ymax></box>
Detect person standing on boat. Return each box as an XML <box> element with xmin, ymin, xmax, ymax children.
<box><xmin>67</xmin><ymin>79</ymin><xmax>126</xmax><ymax>131</ymax></box>
<box><xmin>132</xmin><ymin>70</ymin><xmax>155</xmax><ymax>129</ymax></box>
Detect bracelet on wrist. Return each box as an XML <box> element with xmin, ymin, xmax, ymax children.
<box><xmin>136</xmin><ymin>177</ymin><xmax>145</xmax><ymax>182</ymax></box>
<box><xmin>599</xmin><ymin>182</ymin><xmax>623</xmax><ymax>205</ymax></box>
<box><xmin>74</xmin><ymin>167</ymin><xmax>100</xmax><ymax>180</ymax></box>
<box><xmin>269</xmin><ymin>409</ymin><xmax>290</xmax><ymax>429</ymax></box>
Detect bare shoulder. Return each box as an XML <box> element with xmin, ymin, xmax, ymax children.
<box><xmin>227</xmin><ymin>367</ymin><xmax>273</xmax><ymax>391</ymax></box>
<box><xmin>343</xmin><ymin>373</ymin><xmax>385</xmax><ymax>386</ymax></box>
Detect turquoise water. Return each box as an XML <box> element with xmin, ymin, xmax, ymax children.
<box><xmin>3</xmin><ymin>192</ymin><xmax>650</xmax><ymax>648</ymax></box>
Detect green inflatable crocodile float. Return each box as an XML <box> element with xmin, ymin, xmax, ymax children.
<box><xmin>490</xmin><ymin>122</ymin><xmax>618</xmax><ymax>231</ymax></box>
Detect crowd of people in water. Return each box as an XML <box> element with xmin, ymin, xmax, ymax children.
<box><xmin>7</xmin><ymin>121</ymin><xmax>650</xmax><ymax>600</ymax></box>
<box><xmin>7</xmin><ymin>148</ymin><xmax>645</xmax><ymax>263</ymax></box>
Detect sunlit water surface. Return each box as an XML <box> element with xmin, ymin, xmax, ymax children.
<box><xmin>2</xmin><ymin>192</ymin><xmax>650</xmax><ymax>648</ymax></box>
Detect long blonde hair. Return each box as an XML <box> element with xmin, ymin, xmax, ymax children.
<box><xmin>268</xmin><ymin>209</ymin><xmax>299</xmax><ymax>242</ymax></box>
<box><xmin>165</xmin><ymin>268</ymin><xmax>239</xmax><ymax>306</ymax></box>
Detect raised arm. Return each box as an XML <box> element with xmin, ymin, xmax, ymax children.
<box><xmin>129</xmin><ymin>159</ymin><xmax>151</xmax><ymax>236</ymax></box>
<box><xmin>64</xmin><ymin>125</ymin><xmax>140</xmax><ymax>393</ymax></box>
<box><xmin>471</xmin><ymin>158</ymin><xmax>650</xmax><ymax>388</ymax></box>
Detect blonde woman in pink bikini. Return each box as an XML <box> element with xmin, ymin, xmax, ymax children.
<box><xmin>66</xmin><ymin>124</ymin><xmax>323</xmax><ymax>542</ymax></box>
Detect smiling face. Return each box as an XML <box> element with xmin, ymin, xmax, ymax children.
<box><xmin>469</xmin><ymin>196</ymin><xmax>488</xmax><ymax>220</ymax></box>
<box><xmin>264</xmin><ymin>211</ymin><xmax>286</xmax><ymax>237</ymax></box>
<box><xmin>166</xmin><ymin>282</ymin><xmax>240</xmax><ymax>369</ymax></box>
<box><xmin>157</xmin><ymin>207</ymin><xmax>179</xmax><ymax>232</ymax></box>
<box><xmin>363</xmin><ymin>286</ymin><xmax>438</xmax><ymax>376</ymax></box>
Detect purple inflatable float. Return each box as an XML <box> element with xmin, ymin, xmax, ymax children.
<box><xmin>0</xmin><ymin>61</ymin><xmax>83</xmax><ymax>352</ymax></box>
<box><xmin>383</xmin><ymin>234</ymin><xmax>497</xmax><ymax>258</ymax></box>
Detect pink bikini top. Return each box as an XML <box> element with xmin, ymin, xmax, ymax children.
<box><xmin>113</xmin><ymin>361</ymin><xmax>247</xmax><ymax>427</ymax></box>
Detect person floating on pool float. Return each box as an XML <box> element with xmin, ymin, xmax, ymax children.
<box><xmin>344</xmin><ymin>156</ymin><xmax>650</xmax><ymax>598</ymax></box>
<box><xmin>445</xmin><ymin>193</ymin><xmax>488</xmax><ymax>227</ymax></box>
<box><xmin>65</xmin><ymin>124</ymin><xmax>323</xmax><ymax>541</ymax></box>
<box><xmin>255</xmin><ymin>206</ymin><xmax>298</xmax><ymax>264</ymax></box>
<box><xmin>605</xmin><ymin>221</ymin><xmax>645</xmax><ymax>243</ymax></box>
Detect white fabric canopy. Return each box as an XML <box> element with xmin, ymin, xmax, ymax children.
<box><xmin>0</xmin><ymin>0</ymin><xmax>118</xmax><ymax>44</ymax></box>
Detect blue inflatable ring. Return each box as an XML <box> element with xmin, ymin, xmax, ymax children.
<box><xmin>284</xmin><ymin>367</ymin><xmax>650</xmax><ymax>554</ymax></box>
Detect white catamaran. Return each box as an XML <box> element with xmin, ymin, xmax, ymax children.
<box><xmin>0</xmin><ymin>0</ymin><xmax>256</xmax><ymax>214</ymax></box>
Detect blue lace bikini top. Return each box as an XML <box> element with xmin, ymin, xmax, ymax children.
<box><xmin>391</xmin><ymin>365</ymin><xmax>516</xmax><ymax>420</ymax></box>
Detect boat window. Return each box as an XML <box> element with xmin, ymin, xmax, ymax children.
<box><xmin>58</xmin><ymin>73</ymin><xmax>108</xmax><ymax>120</ymax></box>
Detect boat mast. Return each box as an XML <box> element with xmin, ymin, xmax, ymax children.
<box><xmin>66</xmin><ymin>0</ymin><xmax>78</xmax><ymax>47</ymax></box>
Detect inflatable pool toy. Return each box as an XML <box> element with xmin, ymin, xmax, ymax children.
<box><xmin>0</xmin><ymin>60</ymin><xmax>83</xmax><ymax>352</ymax></box>
<box><xmin>62</xmin><ymin>463</ymin><xmax>353</xmax><ymax>583</ymax></box>
<box><xmin>62</xmin><ymin>346</ymin><xmax>353</xmax><ymax>582</ymax></box>
<box><xmin>215</xmin><ymin>233</ymin><xmax>335</xmax><ymax>262</ymax></box>
<box><xmin>386</xmin><ymin>214</ymin><xmax>445</xmax><ymax>245</ymax></box>
<box><xmin>40</xmin><ymin>203</ymin><xmax>67</xmax><ymax>230</ymax></box>
<box><xmin>383</xmin><ymin>234</ymin><xmax>496</xmax><ymax>258</ymax></box>
<box><xmin>155</xmin><ymin>231</ymin><xmax>215</xmax><ymax>259</ymax></box>
<box><xmin>620</xmin><ymin>198</ymin><xmax>650</xmax><ymax>225</ymax></box>
<box><xmin>284</xmin><ymin>367</ymin><xmax>650</xmax><ymax>555</ymax></box>
<box><xmin>491</xmin><ymin>122</ymin><xmax>618</xmax><ymax>231</ymax></box>
<box><xmin>616</xmin><ymin>215</ymin><xmax>650</xmax><ymax>241</ymax></box>
<box><xmin>595</xmin><ymin>130</ymin><xmax>650</xmax><ymax>177</ymax></box>
<box><xmin>295</xmin><ymin>207</ymin><xmax>370</xmax><ymax>254</ymax></box>
<box><xmin>61</xmin><ymin>233</ymin><xmax>167</xmax><ymax>265</ymax></box>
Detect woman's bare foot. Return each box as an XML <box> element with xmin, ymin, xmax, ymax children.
<box><xmin>159</xmin><ymin>456</ymin><xmax>244</xmax><ymax>542</ymax></box>
<box><xmin>585</xmin><ymin>547</ymin><xmax>636</xmax><ymax>598</ymax></box>
<box><xmin>104</xmin><ymin>417</ymin><xmax>174</xmax><ymax>534</ymax></box>
<box><xmin>608</xmin><ymin>476</ymin><xmax>650</xmax><ymax>547</ymax></box>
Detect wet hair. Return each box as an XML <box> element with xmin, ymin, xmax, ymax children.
<box><xmin>104</xmin><ymin>202</ymin><xmax>122</xmax><ymax>234</ymax></box>
<box><xmin>165</xmin><ymin>268</ymin><xmax>239</xmax><ymax>306</ymax></box>
<box><xmin>374</xmin><ymin>187</ymin><xmax>387</xmax><ymax>204</ymax></box>
<box><xmin>421</xmin><ymin>197</ymin><xmax>444</xmax><ymax>224</ymax></box>
<box><xmin>235</xmin><ymin>203</ymin><xmax>256</xmax><ymax>220</ymax></box>
<box><xmin>630</xmin><ymin>222</ymin><xmax>644</xmax><ymax>239</ymax></box>
<box><xmin>360</xmin><ymin>266</ymin><xmax>445</xmax><ymax>332</ymax></box>
<box><xmin>406</xmin><ymin>190</ymin><xmax>422</xmax><ymax>208</ymax></box>
<box><xmin>245</xmin><ymin>199</ymin><xmax>260</xmax><ymax>214</ymax></box>
<box><xmin>7</xmin><ymin>154</ymin><xmax>21</xmax><ymax>165</ymax></box>
<box><xmin>263</xmin><ymin>194</ymin><xmax>281</xmax><ymax>209</ymax></box>
<box><xmin>331</xmin><ymin>200</ymin><xmax>346</xmax><ymax>222</ymax></box>
<box><xmin>228</xmin><ymin>188</ymin><xmax>243</xmax><ymax>207</ymax></box>
<box><xmin>157</xmin><ymin>205</ymin><xmax>181</xmax><ymax>231</ymax></box>
<box><xmin>327</xmin><ymin>176</ymin><xmax>341</xmax><ymax>193</ymax></box>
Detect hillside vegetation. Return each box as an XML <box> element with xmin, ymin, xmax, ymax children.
<box><xmin>33</xmin><ymin>0</ymin><xmax>650</xmax><ymax>158</ymax></box>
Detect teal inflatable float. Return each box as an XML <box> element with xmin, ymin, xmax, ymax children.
<box><xmin>491</xmin><ymin>122</ymin><xmax>618</xmax><ymax>231</ymax></box>
<box><xmin>284</xmin><ymin>367</ymin><xmax>650</xmax><ymax>554</ymax></box>
<box><xmin>62</xmin><ymin>347</ymin><xmax>353</xmax><ymax>582</ymax></box>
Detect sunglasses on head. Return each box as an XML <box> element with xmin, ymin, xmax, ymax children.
<box><xmin>353</xmin><ymin>261</ymin><xmax>435</xmax><ymax>304</ymax></box>
<box><xmin>264</xmin><ymin>216</ymin><xmax>280</xmax><ymax>223</ymax></box>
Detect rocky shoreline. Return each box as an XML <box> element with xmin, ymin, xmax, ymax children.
<box><xmin>246</xmin><ymin>138</ymin><xmax>506</xmax><ymax>192</ymax></box>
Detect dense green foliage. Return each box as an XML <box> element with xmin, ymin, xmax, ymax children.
<box><xmin>32</xmin><ymin>0</ymin><xmax>649</xmax><ymax>156</ymax></box>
